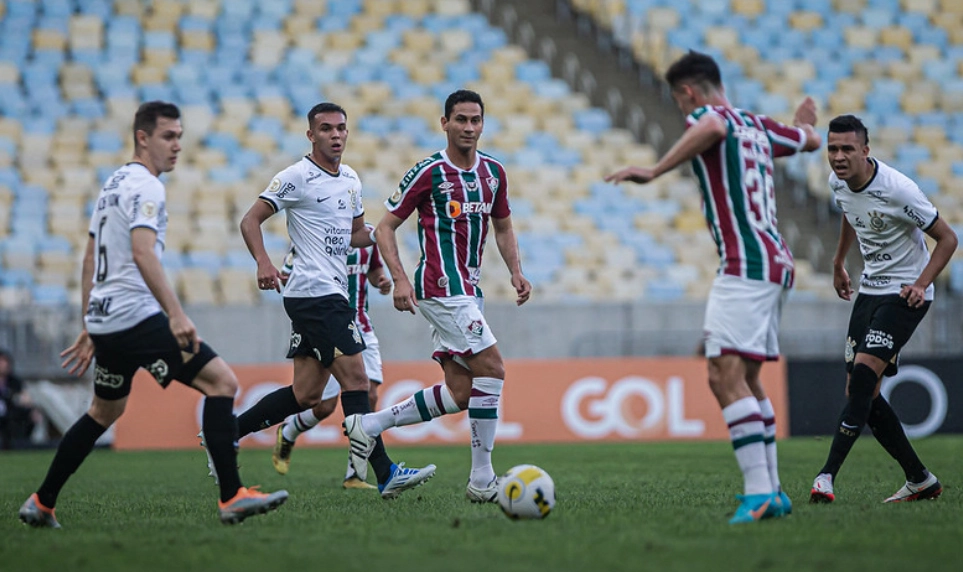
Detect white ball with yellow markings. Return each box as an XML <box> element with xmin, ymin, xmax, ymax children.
<box><xmin>497</xmin><ymin>464</ymin><xmax>555</xmax><ymax>520</ymax></box>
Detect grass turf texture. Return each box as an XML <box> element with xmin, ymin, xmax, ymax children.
<box><xmin>1</xmin><ymin>436</ymin><xmax>959</xmax><ymax>572</ymax></box>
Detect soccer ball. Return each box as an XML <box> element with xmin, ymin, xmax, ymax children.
<box><xmin>497</xmin><ymin>464</ymin><xmax>555</xmax><ymax>520</ymax></box>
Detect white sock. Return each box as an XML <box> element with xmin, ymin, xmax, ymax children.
<box><xmin>282</xmin><ymin>409</ymin><xmax>320</xmax><ymax>442</ymax></box>
<box><xmin>757</xmin><ymin>398</ymin><xmax>781</xmax><ymax>492</ymax></box>
<box><xmin>722</xmin><ymin>397</ymin><xmax>773</xmax><ymax>496</ymax></box>
<box><xmin>360</xmin><ymin>384</ymin><xmax>460</xmax><ymax>437</ymax></box>
<box><xmin>469</xmin><ymin>377</ymin><xmax>502</xmax><ymax>487</ymax></box>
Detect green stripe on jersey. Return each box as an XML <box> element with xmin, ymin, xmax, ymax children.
<box><xmin>432</xmin><ymin>165</ymin><xmax>464</xmax><ymax>296</ymax></box>
<box><xmin>723</xmin><ymin>122</ymin><xmax>765</xmax><ymax>280</ymax></box>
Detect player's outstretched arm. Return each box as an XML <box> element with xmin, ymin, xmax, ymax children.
<box><xmin>492</xmin><ymin>215</ymin><xmax>531</xmax><ymax>306</ymax></box>
<box><xmin>376</xmin><ymin>212</ymin><xmax>416</xmax><ymax>313</ymax></box>
<box><xmin>832</xmin><ymin>216</ymin><xmax>856</xmax><ymax>301</ymax></box>
<box><xmin>792</xmin><ymin>96</ymin><xmax>822</xmax><ymax>152</ymax></box>
<box><xmin>240</xmin><ymin>199</ymin><xmax>283</xmax><ymax>292</ymax></box>
<box><xmin>606</xmin><ymin>113</ymin><xmax>727</xmax><ymax>185</ymax></box>
<box><xmin>131</xmin><ymin>227</ymin><xmax>199</xmax><ymax>352</ymax></box>
<box><xmin>61</xmin><ymin>236</ymin><xmax>97</xmax><ymax>376</ymax></box>
<box><xmin>901</xmin><ymin>218</ymin><xmax>959</xmax><ymax>308</ymax></box>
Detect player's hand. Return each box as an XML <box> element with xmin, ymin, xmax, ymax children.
<box><xmin>374</xmin><ymin>274</ymin><xmax>392</xmax><ymax>295</ymax></box>
<box><xmin>833</xmin><ymin>266</ymin><xmax>853</xmax><ymax>301</ymax></box>
<box><xmin>169</xmin><ymin>312</ymin><xmax>200</xmax><ymax>354</ymax></box>
<box><xmin>279</xmin><ymin>270</ymin><xmax>290</xmax><ymax>287</ymax></box>
<box><xmin>793</xmin><ymin>96</ymin><xmax>818</xmax><ymax>127</ymax></box>
<box><xmin>512</xmin><ymin>273</ymin><xmax>532</xmax><ymax>306</ymax></box>
<box><xmin>900</xmin><ymin>283</ymin><xmax>926</xmax><ymax>308</ymax></box>
<box><xmin>257</xmin><ymin>263</ymin><xmax>283</xmax><ymax>292</ymax></box>
<box><xmin>60</xmin><ymin>330</ymin><xmax>95</xmax><ymax>376</ymax></box>
<box><xmin>392</xmin><ymin>279</ymin><xmax>417</xmax><ymax>314</ymax></box>
<box><xmin>604</xmin><ymin>166</ymin><xmax>656</xmax><ymax>185</ymax></box>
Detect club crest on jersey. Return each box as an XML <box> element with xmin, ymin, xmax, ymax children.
<box><xmin>869</xmin><ymin>210</ymin><xmax>886</xmax><ymax>231</ymax></box>
<box><xmin>437</xmin><ymin>276</ymin><xmax>449</xmax><ymax>288</ymax></box>
<box><xmin>487</xmin><ymin>176</ymin><xmax>498</xmax><ymax>193</ymax></box>
<box><xmin>147</xmin><ymin>359</ymin><xmax>169</xmax><ymax>384</ymax></box>
<box><xmin>467</xmin><ymin>320</ymin><xmax>484</xmax><ymax>337</ymax></box>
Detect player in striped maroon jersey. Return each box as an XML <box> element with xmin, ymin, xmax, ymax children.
<box><xmin>607</xmin><ymin>51</ymin><xmax>821</xmax><ymax>524</ymax></box>
<box><xmin>344</xmin><ymin>90</ymin><xmax>532</xmax><ymax>504</ymax></box>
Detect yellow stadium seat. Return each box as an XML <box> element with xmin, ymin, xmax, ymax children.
<box><xmin>844</xmin><ymin>26</ymin><xmax>879</xmax><ymax>49</ymax></box>
<box><xmin>328</xmin><ymin>31</ymin><xmax>364</xmax><ymax>50</ymax></box>
<box><xmin>834</xmin><ymin>0</ymin><xmax>867</xmax><ymax>14</ymax></box>
<box><xmin>646</xmin><ymin>7</ymin><xmax>681</xmax><ymax>30</ymax></box>
<box><xmin>731</xmin><ymin>0</ymin><xmax>764</xmax><ymax>17</ymax></box>
<box><xmin>0</xmin><ymin>62</ymin><xmax>20</xmax><ymax>84</ymax></box>
<box><xmin>178</xmin><ymin>268</ymin><xmax>220</xmax><ymax>305</ymax></box>
<box><xmin>434</xmin><ymin>0</ymin><xmax>471</xmax><ymax>16</ymax></box>
<box><xmin>879</xmin><ymin>26</ymin><xmax>912</xmax><ymax>50</ymax></box>
<box><xmin>704</xmin><ymin>27</ymin><xmax>740</xmax><ymax>51</ymax></box>
<box><xmin>941</xmin><ymin>0</ymin><xmax>963</xmax><ymax>14</ymax></box>
<box><xmin>180</xmin><ymin>29</ymin><xmax>215</xmax><ymax>51</ymax></box>
<box><xmin>293</xmin><ymin>31</ymin><xmax>326</xmax><ymax>52</ymax></box>
<box><xmin>69</xmin><ymin>15</ymin><xmax>103</xmax><ymax>51</ymax></box>
<box><xmin>186</xmin><ymin>0</ymin><xmax>219</xmax><ymax>18</ymax></box>
<box><xmin>293</xmin><ymin>0</ymin><xmax>327</xmax><ymax>17</ymax></box>
<box><xmin>789</xmin><ymin>11</ymin><xmax>824</xmax><ymax>31</ymax></box>
<box><xmin>887</xmin><ymin>60</ymin><xmax>921</xmax><ymax>82</ymax></box>
<box><xmin>914</xmin><ymin>125</ymin><xmax>947</xmax><ymax>148</ymax></box>
<box><xmin>219</xmin><ymin>269</ymin><xmax>259</xmax><ymax>305</ymax></box>
<box><xmin>906</xmin><ymin>44</ymin><xmax>940</xmax><ymax>65</ymax></box>
<box><xmin>901</xmin><ymin>90</ymin><xmax>936</xmax><ymax>114</ymax></box>
<box><xmin>33</xmin><ymin>29</ymin><xmax>66</xmax><ymax>50</ymax></box>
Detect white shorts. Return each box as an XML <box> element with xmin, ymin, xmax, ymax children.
<box><xmin>419</xmin><ymin>295</ymin><xmax>497</xmax><ymax>364</ymax></box>
<box><xmin>703</xmin><ymin>274</ymin><xmax>787</xmax><ymax>362</ymax></box>
<box><xmin>322</xmin><ymin>328</ymin><xmax>383</xmax><ymax>400</ymax></box>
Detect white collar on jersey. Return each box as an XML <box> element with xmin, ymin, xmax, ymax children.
<box><xmin>440</xmin><ymin>149</ymin><xmax>480</xmax><ymax>173</ymax></box>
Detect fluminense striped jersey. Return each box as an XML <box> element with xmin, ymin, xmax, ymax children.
<box><xmin>386</xmin><ymin>149</ymin><xmax>511</xmax><ymax>299</ymax></box>
<box><xmin>346</xmin><ymin>245</ymin><xmax>380</xmax><ymax>332</ymax></box>
<box><xmin>688</xmin><ymin>105</ymin><xmax>807</xmax><ymax>287</ymax></box>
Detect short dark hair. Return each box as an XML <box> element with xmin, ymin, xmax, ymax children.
<box><xmin>132</xmin><ymin>101</ymin><xmax>180</xmax><ymax>146</ymax></box>
<box><xmin>444</xmin><ymin>89</ymin><xmax>484</xmax><ymax>119</ymax></box>
<box><xmin>307</xmin><ymin>102</ymin><xmax>347</xmax><ymax>128</ymax></box>
<box><xmin>664</xmin><ymin>50</ymin><xmax>722</xmax><ymax>91</ymax></box>
<box><xmin>828</xmin><ymin>114</ymin><xmax>870</xmax><ymax>145</ymax></box>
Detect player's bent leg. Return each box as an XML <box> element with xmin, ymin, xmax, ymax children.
<box><xmin>218</xmin><ymin>487</ymin><xmax>289</xmax><ymax>525</ymax></box>
<box><xmin>379</xmin><ymin>463</ymin><xmax>437</xmax><ymax>499</ymax></box>
<box><xmin>884</xmin><ymin>472</ymin><xmax>942</xmax><ymax>503</ymax></box>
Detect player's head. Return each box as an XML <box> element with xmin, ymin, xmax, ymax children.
<box><xmin>442</xmin><ymin>90</ymin><xmax>484</xmax><ymax>155</ymax></box>
<box><xmin>306</xmin><ymin>102</ymin><xmax>348</xmax><ymax>169</ymax></box>
<box><xmin>132</xmin><ymin>101</ymin><xmax>182</xmax><ymax>175</ymax></box>
<box><xmin>665</xmin><ymin>51</ymin><xmax>724</xmax><ymax>115</ymax></box>
<box><xmin>827</xmin><ymin>115</ymin><xmax>871</xmax><ymax>184</ymax></box>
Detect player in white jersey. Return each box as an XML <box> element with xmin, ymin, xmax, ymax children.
<box><xmin>271</xmin><ymin>240</ymin><xmax>390</xmax><ymax>490</ymax></box>
<box><xmin>233</xmin><ymin>102</ymin><xmax>434</xmax><ymax>499</ymax></box>
<box><xmin>19</xmin><ymin>102</ymin><xmax>287</xmax><ymax>529</ymax></box>
<box><xmin>810</xmin><ymin>115</ymin><xmax>958</xmax><ymax>505</ymax></box>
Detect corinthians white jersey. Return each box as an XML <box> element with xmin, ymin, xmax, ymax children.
<box><xmin>830</xmin><ymin>158</ymin><xmax>939</xmax><ymax>299</ymax></box>
<box><xmin>259</xmin><ymin>156</ymin><xmax>364</xmax><ymax>299</ymax></box>
<box><xmin>85</xmin><ymin>163</ymin><xmax>167</xmax><ymax>334</ymax></box>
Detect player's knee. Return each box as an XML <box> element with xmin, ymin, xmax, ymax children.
<box><xmin>448</xmin><ymin>383</ymin><xmax>471</xmax><ymax>410</ymax></box>
<box><xmin>848</xmin><ymin>363</ymin><xmax>879</xmax><ymax>399</ymax></box>
<box><xmin>314</xmin><ymin>397</ymin><xmax>338</xmax><ymax>419</ymax></box>
<box><xmin>88</xmin><ymin>398</ymin><xmax>125</xmax><ymax>427</ymax></box>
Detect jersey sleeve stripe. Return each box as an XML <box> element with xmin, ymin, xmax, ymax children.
<box><xmin>258</xmin><ymin>196</ymin><xmax>279</xmax><ymax>213</ymax></box>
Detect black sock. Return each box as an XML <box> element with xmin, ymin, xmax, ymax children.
<box><xmin>37</xmin><ymin>414</ymin><xmax>107</xmax><ymax>508</ymax></box>
<box><xmin>819</xmin><ymin>364</ymin><xmax>877</xmax><ymax>478</ymax></box>
<box><xmin>341</xmin><ymin>390</ymin><xmax>393</xmax><ymax>484</ymax></box>
<box><xmin>203</xmin><ymin>396</ymin><xmax>243</xmax><ymax>502</ymax></box>
<box><xmin>867</xmin><ymin>395</ymin><xmax>928</xmax><ymax>483</ymax></box>
<box><xmin>236</xmin><ymin>386</ymin><xmax>301</xmax><ymax>438</ymax></box>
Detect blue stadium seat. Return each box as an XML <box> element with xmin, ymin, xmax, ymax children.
<box><xmin>88</xmin><ymin>130</ymin><xmax>124</xmax><ymax>153</ymax></box>
<box><xmin>574</xmin><ymin>108</ymin><xmax>612</xmax><ymax>134</ymax></box>
<box><xmin>0</xmin><ymin>268</ymin><xmax>34</xmax><ymax>288</ymax></box>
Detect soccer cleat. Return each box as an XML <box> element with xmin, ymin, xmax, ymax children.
<box><xmin>729</xmin><ymin>493</ymin><xmax>773</xmax><ymax>524</ymax></box>
<box><xmin>764</xmin><ymin>490</ymin><xmax>792</xmax><ymax>519</ymax></box>
<box><xmin>378</xmin><ymin>463</ymin><xmax>437</xmax><ymax>499</ymax></box>
<box><xmin>342</xmin><ymin>414</ymin><xmax>376</xmax><ymax>483</ymax></box>
<box><xmin>19</xmin><ymin>494</ymin><xmax>61</xmax><ymax>529</ymax></box>
<box><xmin>272</xmin><ymin>425</ymin><xmax>295</xmax><ymax>476</ymax></box>
<box><xmin>884</xmin><ymin>472</ymin><xmax>942</xmax><ymax>503</ymax></box>
<box><xmin>810</xmin><ymin>473</ymin><xmax>835</xmax><ymax>504</ymax></box>
<box><xmin>198</xmin><ymin>430</ymin><xmax>219</xmax><ymax>485</ymax></box>
<box><xmin>343</xmin><ymin>476</ymin><xmax>377</xmax><ymax>490</ymax></box>
<box><xmin>218</xmin><ymin>486</ymin><xmax>288</xmax><ymax>525</ymax></box>
<box><xmin>466</xmin><ymin>476</ymin><xmax>499</xmax><ymax>503</ymax></box>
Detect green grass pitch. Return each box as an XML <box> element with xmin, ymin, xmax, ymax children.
<box><xmin>1</xmin><ymin>436</ymin><xmax>959</xmax><ymax>572</ymax></box>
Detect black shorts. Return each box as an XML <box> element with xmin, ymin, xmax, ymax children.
<box><xmin>284</xmin><ymin>295</ymin><xmax>365</xmax><ymax>367</ymax></box>
<box><xmin>845</xmin><ymin>293</ymin><xmax>930</xmax><ymax>377</ymax></box>
<box><xmin>89</xmin><ymin>313</ymin><xmax>218</xmax><ymax>400</ymax></box>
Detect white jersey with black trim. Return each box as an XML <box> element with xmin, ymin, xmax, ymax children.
<box><xmin>830</xmin><ymin>158</ymin><xmax>939</xmax><ymax>299</ymax></box>
<box><xmin>259</xmin><ymin>156</ymin><xmax>365</xmax><ymax>299</ymax></box>
<box><xmin>85</xmin><ymin>162</ymin><xmax>167</xmax><ymax>334</ymax></box>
